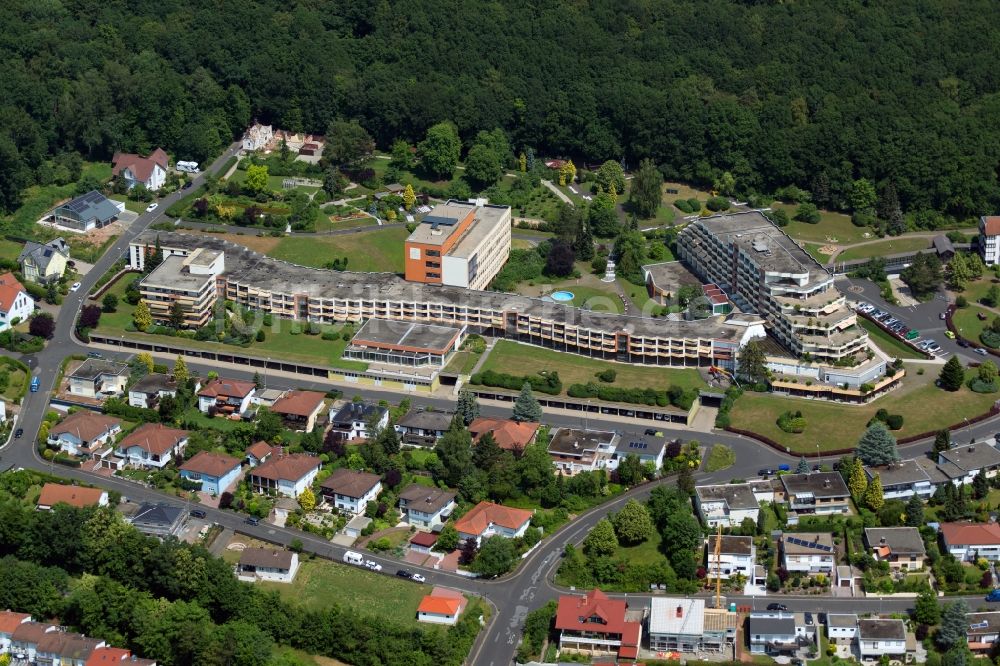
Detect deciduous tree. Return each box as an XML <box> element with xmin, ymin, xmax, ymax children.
<box><xmin>629</xmin><ymin>158</ymin><xmax>662</xmax><ymax>218</ymax></box>
<box><xmin>418</xmin><ymin>122</ymin><xmax>461</xmax><ymax>178</ymax></box>
<box><xmin>133</xmin><ymin>302</ymin><xmax>152</xmax><ymax>332</ymax></box>
<box><xmin>612</xmin><ymin>500</ymin><xmax>653</xmax><ymax>545</ymax></box>
<box><xmin>298</xmin><ymin>487</ymin><xmax>316</xmax><ymax>511</ymax></box>
<box><xmin>738</xmin><ymin>339</ymin><xmax>768</xmax><ymax>384</ymax></box>
<box><xmin>863</xmin><ymin>472</ymin><xmax>884</xmax><ymax>510</ymax></box>
<box><xmin>848</xmin><ymin>457</ymin><xmax>868</xmax><ymax>498</ymax></box>
<box><xmin>173</xmin><ymin>356</ymin><xmax>189</xmax><ymax>384</ymax></box>
<box><xmin>244</xmin><ymin>164</ymin><xmax>269</xmax><ymax>194</ymax></box>
<box><xmin>323</xmin><ymin>120</ymin><xmax>374</xmax><ymax>168</ymax></box>
<box><xmin>583</xmin><ymin>518</ymin><xmax>618</xmax><ymax>558</ymax></box>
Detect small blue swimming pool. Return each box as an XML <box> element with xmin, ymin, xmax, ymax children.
<box><xmin>550</xmin><ymin>291</ymin><xmax>574</xmax><ymax>302</ymax></box>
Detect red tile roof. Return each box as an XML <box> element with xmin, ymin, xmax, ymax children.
<box><xmin>940</xmin><ymin>521</ymin><xmax>1000</xmax><ymax>546</ymax></box>
<box><xmin>469</xmin><ymin>417</ymin><xmax>539</xmax><ymax>451</ymax></box>
<box><xmin>245</xmin><ymin>440</ymin><xmax>273</xmax><ymax>461</ymax></box>
<box><xmin>453</xmin><ymin>501</ymin><xmax>532</xmax><ymax>537</ymax></box>
<box><xmin>49</xmin><ymin>411</ymin><xmax>121</xmax><ymax>443</ymax></box>
<box><xmin>418</xmin><ymin>594</ymin><xmax>464</xmax><ymax>616</ymax></box>
<box><xmin>271</xmin><ymin>390</ymin><xmax>326</xmax><ymax>417</ymax></box>
<box><xmin>249</xmin><ymin>453</ymin><xmax>320</xmax><ymax>483</ymax></box>
<box><xmin>111</xmin><ymin>149</ymin><xmax>168</xmax><ymax>184</ymax></box>
<box><xmin>555</xmin><ymin>589</ymin><xmax>628</xmax><ymax>635</ymax></box>
<box><xmin>119</xmin><ymin>423</ymin><xmax>188</xmax><ymax>456</ymax></box>
<box><xmin>37</xmin><ymin>483</ymin><xmax>105</xmax><ymax>509</ymax></box>
<box><xmin>180</xmin><ymin>451</ymin><xmax>241</xmax><ymax>477</ymax></box>
<box><xmin>410</xmin><ymin>531</ymin><xmax>439</xmax><ymax>548</ymax></box>
<box><xmin>198</xmin><ymin>378</ymin><xmax>256</xmax><ymax>399</ymax></box>
<box><xmin>0</xmin><ymin>611</ymin><xmax>30</xmax><ymax>634</ymax></box>
<box><xmin>0</xmin><ymin>272</ymin><xmax>27</xmax><ymax>314</ymax></box>
<box><xmin>85</xmin><ymin>647</ymin><xmax>131</xmax><ymax>665</ymax></box>
<box><xmin>982</xmin><ymin>216</ymin><xmax>1000</xmax><ymax>236</ymax></box>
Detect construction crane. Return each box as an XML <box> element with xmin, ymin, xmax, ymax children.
<box><xmin>713</xmin><ymin>522</ymin><xmax>723</xmax><ymax>608</ymax></box>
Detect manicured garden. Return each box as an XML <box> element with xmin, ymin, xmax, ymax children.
<box><xmin>728</xmin><ymin>367</ymin><xmax>996</xmax><ymax>452</ymax></box>
<box><xmin>952</xmin><ymin>305</ymin><xmax>993</xmax><ymax>344</ymax></box>
<box><xmin>479</xmin><ymin>340</ymin><xmax>708</xmax><ymax>396</ymax></box>
<box><xmin>269</xmin><ymin>227</ymin><xmax>409</xmax><ymax>273</ymax></box>
<box><xmin>772</xmin><ymin>203</ymin><xmax>867</xmax><ymax>245</ymax></box>
<box><xmin>562</xmin><ymin>285</ymin><xmax>624</xmax><ymax>313</ymax></box>
<box><xmin>857</xmin><ymin>319</ymin><xmax>924</xmax><ymax>360</ymax></box>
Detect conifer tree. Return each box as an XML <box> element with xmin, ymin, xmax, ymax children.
<box><xmin>848</xmin><ymin>458</ymin><xmax>868</xmax><ymax>498</ymax></box>
<box><xmin>173</xmin><ymin>355</ymin><xmax>189</xmax><ymax>384</ymax></box>
<box><xmin>133</xmin><ymin>301</ymin><xmax>152</xmax><ymax>331</ymax></box>
<box><xmin>863</xmin><ymin>473</ymin><xmax>884</xmax><ymax>511</ymax></box>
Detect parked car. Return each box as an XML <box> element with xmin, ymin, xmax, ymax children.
<box><xmin>976</xmin><ymin>348</ymin><xmax>989</xmax><ymax>356</ymax></box>
<box><xmin>69</xmin><ymin>282</ymin><xmax>81</xmax><ymax>292</ymax></box>
<box><xmin>767</xmin><ymin>603</ymin><xmax>789</xmax><ymax>611</ymax></box>
<box><xmin>644</xmin><ymin>428</ymin><xmax>660</xmax><ymax>436</ymax></box>
<box><xmin>86</xmin><ymin>351</ymin><xmax>102</xmax><ymax>359</ymax></box>
<box><xmin>182</xmin><ymin>181</ymin><xmax>193</xmax><ymax>189</ymax></box>
<box><xmin>812</xmin><ymin>464</ymin><xmax>822</xmax><ymax>472</ymax></box>
<box><xmin>945</xmin><ymin>330</ymin><xmax>956</xmax><ymax>339</ymax></box>
<box><xmin>758</xmin><ymin>468</ymin><xmax>774</xmax><ymax>477</ymax></box>
<box><xmin>145</xmin><ymin>202</ymin><xmax>158</xmax><ymax>213</ymax></box>
<box><xmin>411</xmin><ymin>573</ymin><xmax>426</xmax><ymax>583</ymax></box>
<box><xmin>927</xmin><ymin>343</ymin><xmax>942</xmax><ymax>353</ymax></box>
<box><xmin>190</xmin><ymin>509</ymin><xmax>207</xmax><ymax>519</ymax></box>
<box><xmin>30</xmin><ymin>376</ymin><xmax>39</xmax><ymax>392</ymax></box>
<box><xmin>778</xmin><ymin>464</ymin><xmax>791</xmax><ymax>472</ymax></box>
<box><xmin>940</xmin><ymin>312</ymin><xmax>948</xmax><ymax>320</ymax></box>
<box><xmin>14</xmin><ymin>428</ymin><xmax>23</xmax><ymax>438</ymax></box>
<box><xmin>244</xmin><ymin>516</ymin><xmax>260</xmax><ymax>526</ymax></box>
<box><xmin>958</xmin><ymin>339</ymin><xmax>970</xmax><ymax>348</ymax></box>
<box><xmin>987</xmin><ymin>590</ymin><xmax>1000</xmax><ymax>602</ymax></box>
<box><xmin>396</xmin><ymin>569</ymin><xmax>413</xmax><ymax>579</ymax></box>
<box><xmin>365</xmin><ymin>560</ymin><xmax>383</xmax><ymax>572</ymax></box>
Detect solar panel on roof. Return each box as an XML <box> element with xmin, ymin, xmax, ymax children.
<box><xmin>786</xmin><ymin>536</ymin><xmax>832</xmax><ymax>552</ymax></box>
<box><xmin>628</xmin><ymin>441</ymin><xmax>647</xmax><ymax>450</ymax></box>
<box><xmin>970</xmin><ymin>621</ymin><xmax>990</xmax><ymax>630</ymax></box>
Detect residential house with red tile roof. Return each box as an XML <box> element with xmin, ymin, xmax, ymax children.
<box><xmin>112</xmin><ymin>148</ymin><xmax>168</xmax><ymax>191</ymax></box>
<box><xmin>197</xmin><ymin>378</ymin><xmax>256</xmax><ymax>417</ymax></box>
<box><xmin>36</xmin><ymin>631</ymin><xmax>105</xmax><ymax>665</ymax></box>
<box><xmin>0</xmin><ymin>610</ymin><xmax>31</xmax><ymax>653</ymax></box>
<box><xmin>179</xmin><ymin>451</ymin><xmax>242</xmax><ymax>495</ymax></box>
<box><xmin>417</xmin><ymin>587</ymin><xmax>466</xmax><ymax>625</ymax></box>
<box><xmin>453</xmin><ymin>501</ymin><xmax>533</xmax><ymax>545</ymax></box>
<box><xmin>980</xmin><ymin>215</ymin><xmax>1000</xmax><ymax>265</ymax></box>
<box><xmin>85</xmin><ymin>647</ymin><xmax>157</xmax><ymax>665</ymax></box>
<box><xmin>115</xmin><ymin>423</ymin><xmax>189</xmax><ymax>468</ymax></box>
<box><xmin>555</xmin><ymin>589</ymin><xmax>643</xmax><ymax>660</ymax></box>
<box><xmin>0</xmin><ymin>272</ymin><xmax>33</xmax><ymax>333</ymax></box>
<box><xmin>10</xmin><ymin>622</ymin><xmax>60</xmax><ymax>663</ymax></box>
<box><xmin>247</xmin><ymin>452</ymin><xmax>321</xmax><ymax>498</ymax></box>
<box><xmin>940</xmin><ymin>522</ymin><xmax>1000</xmax><ymax>561</ymax></box>
<box><xmin>469</xmin><ymin>417</ymin><xmax>539</xmax><ymax>453</ymax></box>
<box><xmin>36</xmin><ymin>483</ymin><xmax>109</xmax><ymax>510</ymax></box>
<box><xmin>271</xmin><ymin>390</ymin><xmax>326</xmax><ymax>433</ymax></box>
<box><xmin>47</xmin><ymin>411</ymin><xmax>122</xmax><ymax>457</ymax></box>
<box><xmin>245</xmin><ymin>441</ymin><xmax>273</xmax><ymax>467</ymax></box>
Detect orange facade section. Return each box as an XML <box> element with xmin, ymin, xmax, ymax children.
<box><xmin>404</xmin><ymin>209</ymin><xmax>475</xmax><ymax>283</ymax></box>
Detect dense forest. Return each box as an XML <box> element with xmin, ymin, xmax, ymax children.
<box><xmin>4</xmin><ymin>0</ymin><xmax>1000</xmax><ymax>218</ymax></box>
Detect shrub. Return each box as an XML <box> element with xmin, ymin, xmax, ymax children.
<box><xmin>470</xmin><ymin>369</ymin><xmax>562</xmax><ymax>395</ymax></box>
<box><xmin>885</xmin><ymin>414</ymin><xmax>904</xmax><ymax>430</ymax></box>
<box><xmin>673</xmin><ymin>199</ymin><xmax>693</xmax><ymax>213</ymax></box>
<box><xmin>981</xmin><ymin>329</ymin><xmax>1000</xmax><ymax>349</ymax></box>
<box><xmin>969</xmin><ymin>378</ymin><xmax>998</xmax><ymax>394</ymax></box>
<box><xmin>706</xmin><ymin>195</ymin><xmax>730</xmax><ymax>212</ymax></box>
<box><xmin>956</xmin><ymin>295</ymin><xmax>968</xmax><ymax>308</ymax></box>
<box><xmin>776</xmin><ymin>410</ymin><xmax>806</xmax><ymax>433</ymax></box>
<box><xmin>595</xmin><ymin>369</ymin><xmax>616</xmax><ymax>383</ymax></box>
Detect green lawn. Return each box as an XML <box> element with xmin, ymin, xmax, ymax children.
<box><xmin>479</xmin><ymin>340</ymin><xmax>709</xmax><ymax>394</ymax></box>
<box><xmin>952</xmin><ymin>305</ymin><xmax>994</xmax><ymax>343</ymax></box>
<box><xmin>613</xmin><ymin>530</ymin><xmax>664</xmax><ymax>566</ymax></box>
<box><xmin>837</xmin><ymin>236</ymin><xmax>934</xmax><ymax>262</ymax></box>
<box><xmin>562</xmin><ymin>285</ymin><xmax>624</xmax><ymax>314</ymax></box>
<box><xmin>315</xmin><ymin>215</ymin><xmax>377</xmax><ymax>233</ymax></box>
<box><xmin>269</xmin><ymin>227</ymin><xmax>408</xmax><ymax>273</ymax></box>
<box><xmin>729</xmin><ymin>368</ymin><xmax>998</xmax><ymax>452</ymax></box>
<box><xmin>369</xmin><ymin>156</ymin><xmax>462</xmax><ymax>194</ymax></box>
<box><xmin>801</xmin><ymin>241</ymin><xmax>835</xmax><ymax>264</ymax></box>
<box><xmin>259</xmin><ymin>558</ymin><xmax>429</xmax><ymax>628</ymax></box>
<box><xmin>444</xmin><ymin>350</ymin><xmax>481</xmax><ymax>375</ymax></box>
<box><xmin>704</xmin><ymin>444</ymin><xmax>736</xmax><ymax>472</ymax></box>
<box><xmin>108</xmin><ymin>194</ymin><xmax>146</xmax><ymax>214</ymax></box>
<box><xmin>772</xmin><ymin>203</ymin><xmax>868</xmax><ymax>245</ymax></box>
<box><xmin>1</xmin><ymin>161</ymin><xmax>112</xmax><ymax>234</ymax></box>
<box><xmin>962</xmin><ymin>277</ymin><xmax>1000</xmax><ymax>305</ymax></box>
<box><xmin>228</xmin><ymin>170</ymin><xmax>320</xmax><ymax>194</ymax></box>
<box><xmin>858</xmin><ymin>319</ymin><xmax>924</xmax><ymax>360</ymax></box>
<box><xmin>0</xmin><ymin>238</ymin><xmax>25</xmax><ymax>263</ymax></box>
<box><xmin>95</xmin><ymin>274</ymin><xmax>368</xmax><ymax>370</ymax></box>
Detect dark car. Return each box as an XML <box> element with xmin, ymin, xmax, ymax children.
<box><xmin>86</xmin><ymin>351</ymin><xmax>102</xmax><ymax>359</ymax></box>
<box><xmin>182</xmin><ymin>181</ymin><xmax>193</xmax><ymax>189</ymax></box>
<box><xmin>396</xmin><ymin>569</ymin><xmax>413</xmax><ymax>579</ymax></box>
<box><xmin>190</xmin><ymin>509</ymin><xmax>207</xmax><ymax>519</ymax></box>
<box><xmin>644</xmin><ymin>428</ymin><xmax>658</xmax><ymax>436</ymax></box>
<box><xmin>958</xmin><ymin>338</ymin><xmax>970</xmax><ymax>348</ymax></box>
<box><xmin>758</xmin><ymin>468</ymin><xmax>774</xmax><ymax>476</ymax></box>
<box><xmin>245</xmin><ymin>516</ymin><xmax>260</xmax><ymax>526</ymax></box>
<box><xmin>767</xmin><ymin>603</ymin><xmax>789</xmax><ymax>611</ymax></box>
<box><xmin>14</xmin><ymin>428</ymin><xmax>22</xmax><ymax>439</ymax></box>
<box><xmin>811</xmin><ymin>464</ymin><xmax>822</xmax><ymax>472</ymax></box>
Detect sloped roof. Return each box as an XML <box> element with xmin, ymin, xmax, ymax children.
<box><xmin>112</xmin><ymin>148</ymin><xmax>168</xmax><ymax>184</ymax></box>
<box><xmin>19</xmin><ymin>238</ymin><xmax>71</xmax><ymax>271</ymax></box>
<box><xmin>249</xmin><ymin>453</ymin><xmax>320</xmax><ymax>482</ymax></box>
<box><xmin>245</xmin><ymin>440</ymin><xmax>273</xmax><ymax>460</ymax></box>
<box><xmin>198</xmin><ymin>377</ymin><xmax>255</xmax><ymax>399</ymax></box>
<box><xmin>49</xmin><ymin>411</ymin><xmax>121</xmax><ymax>442</ymax></box>
<box><xmin>0</xmin><ymin>272</ymin><xmax>27</xmax><ymax>314</ymax></box>
<box><xmin>271</xmin><ymin>390</ymin><xmax>326</xmax><ymax>417</ymax></box>
<box><xmin>418</xmin><ymin>594</ymin><xmax>463</xmax><ymax>616</ymax></box>
<box><xmin>0</xmin><ymin>611</ymin><xmax>31</xmax><ymax>634</ymax></box>
<box><xmin>469</xmin><ymin>417</ymin><xmax>539</xmax><ymax>450</ymax></box>
<box><xmin>119</xmin><ymin>423</ymin><xmax>188</xmax><ymax>456</ymax></box>
<box><xmin>398</xmin><ymin>484</ymin><xmax>456</xmax><ymax>514</ymax></box>
<box><xmin>982</xmin><ymin>216</ymin><xmax>1000</xmax><ymax>236</ymax></box>
<box><xmin>130</xmin><ymin>372</ymin><xmax>177</xmax><ymax>395</ymax></box>
<box><xmin>320</xmin><ymin>468</ymin><xmax>380</xmax><ymax>498</ymax></box>
<box><xmin>37</xmin><ymin>483</ymin><xmax>105</xmax><ymax>509</ymax></box>
<box><xmin>864</xmin><ymin>527</ymin><xmax>926</xmax><ymax>557</ymax></box>
<box><xmin>85</xmin><ymin>647</ymin><xmax>131</xmax><ymax>665</ymax></box>
<box><xmin>69</xmin><ymin>359</ymin><xmax>129</xmax><ymax>381</ymax></box>
<box><xmin>397</xmin><ymin>409</ymin><xmax>455</xmax><ymax>432</ymax></box>
<box><xmin>453</xmin><ymin>501</ymin><xmax>532</xmax><ymax>536</ymax></box>
<box><xmin>555</xmin><ymin>589</ymin><xmax>628</xmax><ymax>634</ymax></box>
<box><xmin>239</xmin><ymin>547</ymin><xmax>294</xmax><ymax>570</ymax></box>
<box><xmin>180</xmin><ymin>450</ymin><xmax>241</xmax><ymax>477</ymax></box>
<box><xmin>940</xmin><ymin>521</ymin><xmax>1000</xmax><ymax>546</ymax></box>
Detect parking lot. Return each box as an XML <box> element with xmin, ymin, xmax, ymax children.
<box><xmin>851</xmin><ymin>300</ymin><xmax>949</xmax><ymax>357</ymax></box>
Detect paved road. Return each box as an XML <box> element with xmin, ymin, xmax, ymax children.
<box><xmin>4</xmin><ymin>157</ymin><xmax>1000</xmax><ymax>664</ymax></box>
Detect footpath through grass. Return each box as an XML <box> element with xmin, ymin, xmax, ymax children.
<box><xmin>258</xmin><ymin>558</ymin><xmax>429</xmax><ymax>628</ymax></box>
<box><xmin>729</xmin><ymin>367</ymin><xmax>997</xmax><ymax>452</ymax></box>
<box><xmin>858</xmin><ymin>319</ymin><xmax>923</xmax><ymax>360</ymax></box>
<box><xmin>836</xmin><ymin>236</ymin><xmax>933</xmax><ymax>262</ymax></box>
<box><xmin>480</xmin><ymin>340</ymin><xmax>708</xmax><ymax>394</ymax></box>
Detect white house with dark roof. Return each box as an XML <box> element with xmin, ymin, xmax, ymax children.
<box><xmin>237</xmin><ymin>547</ymin><xmax>299</xmax><ymax>583</ymax></box>
<box><xmin>857</xmin><ymin>618</ymin><xmax>907</xmax><ymax>660</ymax></box>
<box><xmin>694</xmin><ymin>483</ymin><xmax>760</xmax><ymax>527</ymax></box>
<box><xmin>826</xmin><ymin>614</ymin><xmax>858</xmax><ymax>644</ymax></box>
<box><xmin>864</xmin><ymin>458</ymin><xmax>944</xmax><ymax>500</ymax></box>
<box><xmin>937</xmin><ymin>441</ymin><xmax>1000</xmax><ymax>486</ymax></box>
<box><xmin>967</xmin><ymin>612</ymin><xmax>1000</xmax><ymax>653</ymax></box>
<box><xmin>611</xmin><ymin>437</ymin><xmax>666</xmax><ymax>471</ymax></box>
<box><xmin>68</xmin><ymin>359</ymin><xmax>130</xmax><ymax>399</ymax></box>
<box><xmin>128</xmin><ymin>373</ymin><xmax>180</xmax><ymax>409</ymax></box>
<box><xmin>748</xmin><ymin>613</ymin><xmax>803</xmax><ymax>655</ymax></box>
<box><xmin>706</xmin><ymin>535</ymin><xmax>760</xmax><ymax>584</ymax></box>
<box><xmin>398</xmin><ymin>484</ymin><xmax>457</xmax><ymax>528</ymax></box>
<box><xmin>395</xmin><ymin>409</ymin><xmax>455</xmax><ymax>446</ymax></box>
<box><xmin>781</xmin><ymin>532</ymin><xmax>835</xmax><ymax>574</ymax></box>
<box><xmin>780</xmin><ymin>472</ymin><xmax>850</xmax><ymax>516</ymax></box>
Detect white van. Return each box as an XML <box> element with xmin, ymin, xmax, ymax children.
<box><xmin>343</xmin><ymin>551</ymin><xmax>364</xmax><ymax>565</ymax></box>
<box><xmin>176</xmin><ymin>160</ymin><xmax>200</xmax><ymax>173</ymax></box>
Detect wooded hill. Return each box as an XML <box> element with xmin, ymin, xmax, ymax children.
<box><xmin>3</xmin><ymin>0</ymin><xmax>1000</xmax><ymax>218</ymax></box>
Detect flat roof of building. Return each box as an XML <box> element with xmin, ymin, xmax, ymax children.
<box><xmin>132</xmin><ymin>231</ymin><xmax>762</xmax><ymax>342</ymax></box>
<box><xmin>695</xmin><ymin>483</ymin><xmax>759</xmax><ymax>511</ymax></box>
<box><xmin>827</xmin><ymin>614</ymin><xmax>858</xmax><ymax>628</ymax></box>
<box><xmin>405</xmin><ymin>200</ymin><xmax>509</xmax><ymax>258</ymax></box>
<box><xmin>642</xmin><ymin>261</ymin><xmax>701</xmax><ymax>292</ymax></box>
<box><xmin>781</xmin><ymin>532</ymin><xmax>835</xmax><ymax>555</ymax></box>
<box><xmin>857</xmin><ymin>618</ymin><xmax>906</xmax><ymax>641</ymax></box>
<box><xmin>649</xmin><ymin>597</ymin><xmax>705</xmax><ymax>636</ymax></box>
<box><xmin>69</xmin><ymin>359</ymin><xmax>129</xmax><ymax>380</ymax></box>
<box><xmin>780</xmin><ymin>472</ymin><xmax>849</xmax><ymax>498</ymax></box>
<box><xmin>708</xmin><ymin>535</ymin><xmax>753</xmax><ymax>556</ymax></box>
<box><xmin>140</xmin><ymin>254</ymin><xmax>214</xmax><ymax>291</ymax></box>
<box><xmin>352</xmin><ymin>318</ymin><xmax>463</xmax><ymax>353</ymax></box>
<box><xmin>448</xmin><ymin>202</ymin><xmax>510</xmax><ymax>260</ymax></box>
<box><xmin>548</xmin><ymin>428</ymin><xmax>616</xmax><ymax>455</ymax></box>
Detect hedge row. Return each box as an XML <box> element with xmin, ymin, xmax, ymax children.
<box><xmin>566</xmin><ymin>382</ymin><xmax>697</xmax><ymax>409</ymax></box>
<box><xmin>469</xmin><ymin>369</ymin><xmax>562</xmax><ymax>395</ymax></box>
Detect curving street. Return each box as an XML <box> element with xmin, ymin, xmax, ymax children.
<box><xmin>3</xmin><ymin>146</ymin><xmax>1000</xmax><ymax>665</ymax></box>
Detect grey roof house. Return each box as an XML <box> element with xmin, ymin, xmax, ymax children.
<box><xmin>49</xmin><ymin>190</ymin><xmax>122</xmax><ymax>231</ymax></box>
<box><xmin>18</xmin><ymin>238</ymin><xmax>70</xmax><ymax>284</ymax></box>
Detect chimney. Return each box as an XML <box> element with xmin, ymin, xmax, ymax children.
<box><xmin>676</xmin><ymin>605</ymin><xmax>683</xmax><ymax>618</ymax></box>
<box><xmin>880</xmin><ymin>536</ymin><xmax>886</xmax><ymax>545</ymax></box>
<box><xmin>969</xmin><ymin>445</ymin><xmax>975</xmax><ymax>453</ymax></box>
<box><xmin>823</xmin><ymin>479</ymin><xmax>830</xmax><ymax>488</ymax></box>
